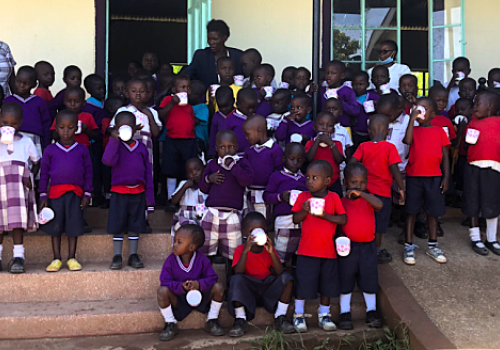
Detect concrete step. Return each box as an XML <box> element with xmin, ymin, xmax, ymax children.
<box><xmin>85</xmin><ymin>207</ymin><xmax>174</xmax><ymax>228</ymax></box>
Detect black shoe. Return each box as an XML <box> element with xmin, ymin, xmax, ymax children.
<box><xmin>100</xmin><ymin>199</ymin><xmax>110</xmax><ymax>209</ymax></box>
<box><xmin>9</xmin><ymin>257</ymin><xmax>25</xmax><ymax>274</ymax></box>
<box><xmin>128</xmin><ymin>254</ymin><xmax>144</xmax><ymax>268</ymax></box>
<box><xmin>338</xmin><ymin>312</ymin><xmax>354</xmax><ymax>330</ymax></box>
<box><xmin>229</xmin><ymin>318</ymin><xmax>248</xmax><ymax>337</ymax></box>
<box><xmin>110</xmin><ymin>255</ymin><xmax>123</xmax><ymax>269</ymax></box>
<box><xmin>205</xmin><ymin>319</ymin><xmax>224</xmax><ymax>336</ymax></box>
<box><xmin>461</xmin><ymin>218</ymin><xmax>470</xmax><ymax>227</ymax></box>
<box><xmin>437</xmin><ymin>222</ymin><xmax>444</xmax><ymax>237</ymax></box>
<box><xmin>159</xmin><ymin>322</ymin><xmax>179</xmax><ymax>341</ymax></box>
<box><xmin>165</xmin><ymin>201</ymin><xmax>177</xmax><ymax>212</ymax></box>
<box><xmin>377</xmin><ymin>249</ymin><xmax>392</xmax><ymax>264</ymax></box>
<box><xmin>397</xmin><ymin>231</ymin><xmax>406</xmax><ymax>245</ymax></box>
<box><xmin>414</xmin><ymin>221</ymin><xmax>428</xmax><ymax>239</ymax></box>
<box><xmin>485</xmin><ymin>241</ymin><xmax>500</xmax><ymax>256</ymax></box>
<box><xmin>471</xmin><ymin>241</ymin><xmax>489</xmax><ymax>256</ymax></box>
<box><xmin>142</xmin><ymin>221</ymin><xmax>153</xmax><ymax>234</ymax></box>
<box><xmin>274</xmin><ymin>315</ymin><xmax>295</xmax><ymax>334</ymax></box>
<box><xmin>366</xmin><ymin>310</ymin><xmax>383</xmax><ymax>328</ymax></box>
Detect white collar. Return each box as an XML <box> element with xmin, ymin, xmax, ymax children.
<box><xmin>13</xmin><ymin>94</ymin><xmax>37</xmax><ymax>103</ymax></box>
<box><xmin>253</xmin><ymin>138</ymin><xmax>274</xmax><ymax>150</ymax></box>
<box><xmin>234</xmin><ymin>110</ymin><xmax>247</xmax><ymax>119</ymax></box>
<box><xmin>392</xmin><ymin>112</ymin><xmax>407</xmax><ymax>125</ymax></box>
<box><xmin>281</xmin><ymin>168</ymin><xmax>304</xmax><ymax>179</ymax></box>
<box><xmin>292</xmin><ymin>119</ymin><xmax>312</xmax><ymax>128</ymax></box>
<box><xmin>122</xmin><ymin>141</ymin><xmax>139</xmax><ymax>152</ymax></box>
<box><xmin>175</xmin><ymin>252</ymin><xmax>196</xmax><ymax>273</ymax></box>
<box><xmin>56</xmin><ymin>142</ymin><xmax>79</xmax><ymax>153</ymax></box>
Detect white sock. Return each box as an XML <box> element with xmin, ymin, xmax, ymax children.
<box><xmin>469</xmin><ymin>227</ymin><xmax>485</xmax><ymax>248</ymax></box>
<box><xmin>13</xmin><ymin>244</ymin><xmax>25</xmax><ymax>259</ymax></box>
<box><xmin>207</xmin><ymin>300</ymin><xmax>223</xmax><ymax>320</ymax></box>
<box><xmin>295</xmin><ymin>299</ymin><xmax>305</xmax><ymax>315</ymax></box>
<box><xmin>340</xmin><ymin>293</ymin><xmax>352</xmax><ymax>314</ymax></box>
<box><xmin>167</xmin><ymin>178</ymin><xmax>177</xmax><ymax>200</ymax></box>
<box><xmin>318</xmin><ymin>304</ymin><xmax>330</xmax><ymax>315</ymax></box>
<box><xmin>274</xmin><ymin>301</ymin><xmax>289</xmax><ymax>318</ymax></box>
<box><xmin>234</xmin><ymin>306</ymin><xmax>246</xmax><ymax>320</ymax></box>
<box><xmin>0</xmin><ymin>244</ymin><xmax>3</xmax><ymax>258</ymax></box>
<box><xmin>160</xmin><ymin>305</ymin><xmax>177</xmax><ymax>323</ymax></box>
<box><xmin>486</xmin><ymin>217</ymin><xmax>499</xmax><ymax>245</ymax></box>
<box><xmin>363</xmin><ymin>292</ymin><xmax>377</xmax><ymax>312</ymax></box>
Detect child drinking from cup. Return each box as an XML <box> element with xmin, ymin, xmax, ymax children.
<box><xmin>228</xmin><ymin>212</ymin><xmax>295</xmax><ymax>337</ymax></box>
<box><xmin>368</xmin><ymin>65</ymin><xmax>398</xmax><ymax>97</ymax></box>
<box><xmin>0</xmin><ymin>103</ymin><xmax>41</xmax><ymax>273</ymax></box>
<box><xmin>48</xmin><ymin>65</ymin><xmax>82</xmax><ymax>120</ymax></box>
<box><xmin>34</xmin><ymin>61</ymin><xmax>55</xmax><ymax>104</ymax></box>
<box><xmin>281</xmin><ymin>66</ymin><xmax>297</xmax><ymax>90</ymax></box>
<box><xmin>292</xmin><ymin>160</ymin><xmax>347</xmax><ymax>332</ymax></box>
<box><xmin>207</xmin><ymin>57</ymin><xmax>241</xmax><ymax>113</ymax></box>
<box><xmin>225</xmin><ymin>88</ymin><xmax>258</xmax><ymax>153</ymax></box>
<box><xmin>253</xmin><ymin>64</ymin><xmax>275</xmax><ymax>117</ymax></box>
<box><xmin>444</xmin><ymin>57</ymin><xmax>471</xmax><ymax>111</ymax></box>
<box><xmin>209</xmin><ymin>86</ymin><xmax>235</xmax><ymax>156</ymax></box>
<box><xmin>275</xmin><ymin>94</ymin><xmax>315</xmax><ymax>145</ymax></box>
<box><xmin>293</xmin><ymin>67</ymin><xmax>317</xmax><ymax>96</ymax></box>
<box><xmin>338</xmin><ymin>163</ymin><xmax>383</xmax><ymax>330</ymax></box>
<box><xmin>39</xmin><ymin>110</ymin><xmax>92</xmax><ymax>272</ymax></box>
<box><xmin>352</xmin><ymin>71</ymin><xmax>379</xmax><ymax>148</ymax></box>
<box><xmin>158</xmin><ymin>224</ymin><xmax>225</xmax><ymax>341</ymax></box>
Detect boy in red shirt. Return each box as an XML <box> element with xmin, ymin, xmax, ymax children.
<box><xmin>462</xmin><ymin>92</ymin><xmax>500</xmax><ymax>256</ymax></box>
<box><xmin>292</xmin><ymin>160</ymin><xmax>346</xmax><ymax>332</ymax></box>
<box><xmin>338</xmin><ymin>163</ymin><xmax>383</xmax><ymax>330</ymax></box>
<box><xmin>228</xmin><ymin>212</ymin><xmax>294</xmax><ymax>337</ymax></box>
<box><xmin>351</xmin><ymin>114</ymin><xmax>404</xmax><ymax>264</ymax></box>
<box><xmin>403</xmin><ymin>97</ymin><xmax>450</xmax><ymax>265</ymax></box>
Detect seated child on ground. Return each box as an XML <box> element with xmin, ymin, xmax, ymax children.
<box><xmin>352</xmin><ymin>70</ymin><xmax>379</xmax><ymax>148</ymax></box>
<box><xmin>34</xmin><ymin>61</ymin><xmax>55</xmax><ymax>104</ymax></box>
<box><xmin>275</xmin><ymin>94</ymin><xmax>315</xmax><ymax>145</ymax></box>
<box><xmin>209</xmin><ymin>86</ymin><xmax>235</xmax><ymax>156</ymax></box>
<box><xmin>225</xmin><ymin>88</ymin><xmax>258</xmax><ymax>153</ymax></box>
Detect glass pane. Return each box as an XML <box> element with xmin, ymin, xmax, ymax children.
<box><xmin>432</xmin><ymin>26</ymin><xmax>462</xmax><ymax>61</ymax></box>
<box><xmin>332</xmin><ymin>29</ymin><xmax>362</xmax><ymax>61</ymax></box>
<box><xmin>333</xmin><ymin>0</ymin><xmax>361</xmax><ymax>28</ymax></box>
<box><xmin>365</xmin><ymin>29</ymin><xmax>397</xmax><ymax>61</ymax></box>
<box><xmin>365</xmin><ymin>0</ymin><xmax>397</xmax><ymax>28</ymax></box>
<box><xmin>433</xmin><ymin>60</ymin><xmax>453</xmax><ymax>85</ymax></box>
<box><xmin>345</xmin><ymin>62</ymin><xmax>362</xmax><ymax>72</ymax></box>
<box><xmin>433</xmin><ymin>0</ymin><xmax>462</xmax><ymax>26</ymax></box>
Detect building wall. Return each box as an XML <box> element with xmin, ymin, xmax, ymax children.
<box><xmin>1</xmin><ymin>0</ymin><xmax>96</xmax><ymax>94</ymax></box>
<box><xmin>212</xmin><ymin>0</ymin><xmax>313</xmax><ymax>83</ymax></box>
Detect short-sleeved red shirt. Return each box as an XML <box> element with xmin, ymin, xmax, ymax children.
<box><xmin>352</xmin><ymin>141</ymin><xmax>401</xmax><ymax>197</ymax></box>
<box><xmin>292</xmin><ymin>191</ymin><xmax>346</xmax><ymax>259</ymax></box>
<box><xmin>431</xmin><ymin>115</ymin><xmax>456</xmax><ymax>141</ymax></box>
<box><xmin>305</xmin><ymin>140</ymin><xmax>343</xmax><ymax>184</ymax></box>
<box><xmin>159</xmin><ymin>96</ymin><xmax>196</xmax><ymax>139</ymax></box>
<box><xmin>406</xmin><ymin>126</ymin><xmax>451</xmax><ymax>177</ymax></box>
<box><xmin>51</xmin><ymin>112</ymin><xmax>98</xmax><ymax>147</ymax></box>
<box><xmin>34</xmin><ymin>87</ymin><xmax>53</xmax><ymax>104</ymax></box>
<box><xmin>341</xmin><ymin>196</ymin><xmax>376</xmax><ymax>242</ymax></box>
<box><xmin>467</xmin><ymin>116</ymin><xmax>500</xmax><ymax>163</ymax></box>
<box><xmin>232</xmin><ymin>244</ymin><xmax>279</xmax><ymax>280</ymax></box>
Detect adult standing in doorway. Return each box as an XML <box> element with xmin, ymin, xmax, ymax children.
<box><xmin>368</xmin><ymin>40</ymin><xmax>411</xmax><ymax>92</ymax></box>
<box><xmin>183</xmin><ymin>19</ymin><xmax>243</xmax><ymax>89</ymax></box>
<box><xmin>0</xmin><ymin>41</ymin><xmax>16</xmax><ymax>96</ymax></box>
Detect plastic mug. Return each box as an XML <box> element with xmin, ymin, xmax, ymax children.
<box><xmin>289</xmin><ymin>190</ymin><xmax>302</xmax><ymax>206</ymax></box>
<box><xmin>75</xmin><ymin>120</ymin><xmax>82</xmax><ymax>135</ymax></box>
<box><xmin>380</xmin><ymin>84</ymin><xmax>391</xmax><ymax>94</ymax></box>
<box><xmin>264</xmin><ymin>86</ymin><xmax>274</xmax><ymax>99</ymax></box>
<box><xmin>279</xmin><ymin>82</ymin><xmax>290</xmax><ymax>89</ymax></box>
<box><xmin>466</xmin><ymin>128</ymin><xmax>480</xmax><ymax>144</ymax></box>
<box><xmin>416</xmin><ymin>106</ymin><xmax>426</xmax><ymax>120</ymax></box>
<box><xmin>343</xmin><ymin>81</ymin><xmax>353</xmax><ymax>89</ymax></box>
<box><xmin>454</xmin><ymin>115</ymin><xmax>468</xmax><ymax>124</ymax></box>
<box><xmin>118</xmin><ymin>125</ymin><xmax>133</xmax><ymax>142</ymax></box>
<box><xmin>195</xmin><ymin>204</ymin><xmax>205</xmax><ymax>218</ymax></box>
<box><xmin>324</xmin><ymin>89</ymin><xmax>338</xmax><ymax>100</ymax></box>
<box><xmin>177</xmin><ymin>92</ymin><xmax>188</xmax><ymax>106</ymax></box>
<box><xmin>309</xmin><ymin>198</ymin><xmax>325</xmax><ymax>216</ymax></box>
<box><xmin>234</xmin><ymin>75</ymin><xmax>244</xmax><ymax>87</ymax></box>
<box><xmin>210</xmin><ymin>84</ymin><xmax>220</xmax><ymax>98</ymax></box>
<box><xmin>186</xmin><ymin>290</ymin><xmax>202</xmax><ymax>307</ymax></box>
<box><xmin>335</xmin><ymin>236</ymin><xmax>351</xmax><ymax>257</ymax></box>
<box><xmin>363</xmin><ymin>100</ymin><xmax>375</xmax><ymax>113</ymax></box>
<box><xmin>290</xmin><ymin>133</ymin><xmax>303</xmax><ymax>143</ymax></box>
<box><xmin>39</xmin><ymin>207</ymin><xmax>55</xmax><ymax>225</ymax></box>
<box><xmin>322</xmin><ymin>81</ymin><xmax>329</xmax><ymax>88</ymax></box>
<box><xmin>251</xmin><ymin>228</ymin><xmax>267</xmax><ymax>246</ymax></box>
<box><xmin>456</xmin><ymin>71</ymin><xmax>466</xmax><ymax>81</ymax></box>
<box><xmin>0</xmin><ymin>126</ymin><xmax>15</xmax><ymax>144</ymax></box>
<box><xmin>442</xmin><ymin>127</ymin><xmax>449</xmax><ymax>138</ymax></box>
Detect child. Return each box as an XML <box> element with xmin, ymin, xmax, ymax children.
<box><xmin>127</xmin><ymin>61</ymin><xmax>141</xmax><ymax>79</ymax></box>
<box><xmin>351</xmin><ymin>114</ymin><xmax>404</xmax><ymax>264</ymax></box>
<box><xmin>352</xmin><ymin>71</ymin><xmax>379</xmax><ymax>147</ymax></box>
<box><xmin>102</xmin><ymin>111</ymin><xmax>154</xmax><ymax>270</ymax></box>
<box><xmin>170</xmin><ymin>158</ymin><xmax>208</xmax><ymax>238</ymax></box>
<box><xmin>83</xmin><ymin>74</ymin><xmax>106</xmax><ymax>116</ymax></box>
<box><xmin>225</xmin><ymin>88</ymin><xmax>258</xmax><ymax>153</ymax></box>
<box><xmin>320</xmin><ymin>60</ymin><xmax>361</xmax><ymax>127</ymax></box>
<box><xmin>267</xmin><ymin>89</ymin><xmax>292</xmax><ymax>134</ymax></box>
<box><xmin>322</xmin><ymin>98</ymin><xmax>354</xmax><ymax>165</ymax></box>
<box><xmin>452</xmin><ymin>98</ymin><xmax>473</xmax><ymax>196</ymax></box>
<box><xmin>199</xmin><ymin>130</ymin><xmax>253</xmax><ymax>262</ymax></box>
<box><xmin>462</xmin><ymin>92</ymin><xmax>500</xmax><ymax>256</ymax></box>
<box><xmin>155</xmin><ymin>72</ymin><xmax>175</xmax><ymax>107</ymax></box>
<box><xmin>444</xmin><ymin>57</ymin><xmax>471</xmax><ymax>111</ymax></box>
<box><xmin>48</xmin><ymin>65</ymin><xmax>82</xmax><ymax>120</ymax></box>
<box><xmin>39</xmin><ymin>110</ymin><xmax>93</xmax><ymax>272</ymax></box>
<box><xmin>143</xmin><ymin>76</ymin><xmax>157</xmax><ymax>108</ymax></box>
<box><xmin>253</xmin><ymin>64</ymin><xmax>275</xmax><ymax>117</ymax></box>
<box><xmin>305</xmin><ymin>112</ymin><xmax>345</xmax><ymax>197</ymax></box>
<box><xmin>275</xmin><ymin>94</ymin><xmax>315</xmax><ymax>144</ymax></box>
<box><xmin>190</xmin><ymin>80</ymin><xmax>210</xmax><ymax>154</ymax></box>
<box><xmin>142</xmin><ymin>51</ymin><xmax>159</xmax><ymax>80</ymax></box>
<box><xmin>293</xmin><ymin>67</ymin><xmax>315</xmax><ymax>95</ymax></box>
<box><xmin>264</xmin><ymin>143</ymin><xmax>308</xmax><ymax>263</ymax></box>
<box><xmin>402</xmin><ymin>97</ymin><xmax>450</xmax><ymax>265</ymax></box>
<box><xmin>399</xmin><ymin>74</ymin><xmax>418</xmax><ymax>115</ymax></box>
<box><xmin>228</xmin><ymin>212</ymin><xmax>295</xmax><ymax>337</ymax></box>
<box><xmin>34</xmin><ymin>61</ymin><xmax>55</xmax><ymax>104</ymax></box>
<box><xmin>242</xmin><ymin>115</ymin><xmax>283</xmax><ymax>218</ymax></box>
<box><xmin>158</xmin><ymin>224</ymin><xmax>224</xmax><ymax>341</ymax></box>
<box><xmin>338</xmin><ymin>163</ymin><xmax>383</xmax><ymax>330</ymax></box>
<box><xmin>487</xmin><ymin>68</ymin><xmax>500</xmax><ymax>93</ymax></box>
<box><xmin>111</xmin><ymin>76</ymin><xmax>127</xmax><ymax>103</ymax></box>
<box><xmin>159</xmin><ymin>63</ymin><xmax>174</xmax><ymax>75</ymax></box>
<box><xmin>209</xmin><ymin>86</ymin><xmax>235</xmax><ymax>156</ymax></box>
<box><xmin>368</xmin><ymin>65</ymin><xmax>398</xmax><ymax>96</ymax></box>
<box><xmin>448</xmin><ymin>78</ymin><xmax>477</xmax><ymax>119</ymax></box>
<box><xmin>0</xmin><ymin>103</ymin><xmax>40</xmax><ymax>273</ymax></box>
<box><xmin>281</xmin><ymin>66</ymin><xmax>297</xmax><ymax>90</ymax></box>
<box><xmin>429</xmin><ymin>85</ymin><xmax>450</xmax><ymax>118</ymax></box>
<box><xmin>292</xmin><ymin>160</ymin><xmax>347</xmax><ymax>332</ymax></box>
<box><xmin>208</xmin><ymin>57</ymin><xmax>241</xmax><ymax>113</ymax></box>
<box><xmin>240</xmin><ymin>48</ymin><xmax>263</xmax><ymax>88</ymax></box>
<box><xmin>4</xmin><ymin>66</ymin><xmax>51</xmax><ymax>152</ymax></box>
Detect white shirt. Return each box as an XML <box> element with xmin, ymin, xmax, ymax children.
<box><xmin>443</xmin><ymin>83</ymin><xmax>460</xmax><ymax>111</ymax></box>
<box><xmin>332</xmin><ymin>124</ymin><xmax>353</xmax><ymax>172</ymax></box>
<box><xmin>111</xmin><ymin>105</ymin><xmax>162</xmax><ymax>134</ymax></box>
<box><xmin>0</xmin><ymin>134</ymin><xmax>40</xmax><ymax>164</ymax></box>
<box><xmin>368</xmin><ymin>63</ymin><xmax>412</xmax><ymax>92</ymax></box>
<box><xmin>172</xmin><ymin>180</ymin><xmax>207</xmax><ymax>206</ymax></box>
<box><xmin>386</xmin><ymin>113</ymin><xmax>417</xmax><ymax>172</ymax></box>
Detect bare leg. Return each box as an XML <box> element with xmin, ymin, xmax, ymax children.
<box><xmin>280</xmin><ymin>280</ymin><xmax>293</xmax><ymax>303</ymax></box>
<box><xmin>405</xmin><ymin>214</ymin><xmax>417</xmax><ymax>244</ymax></box>
<box><xmin>375</xmin><ymin>233</ymin><xmax>382</xmax><ymax>248</ymax></box>
<box><xmin>427</xmin><ymin>215</ymin><xmax>438</xmax><ymax>241</ymax></box>
<box><xmin>51</xmin><ymin>236</ymin><xmax>62</xmax><ymax>260</ymax></box>
<box><xmin>12</xmin><ymin>228</ymin><xmax>24</xmax><ymax>245</ymax></box>
<box><xmin>210</xmin><ymin>282</ymin><xmax>224</xmax><ymax>303</ymax></box>
<box><xmin>320</xmin><ymin>295</ymin><xmax>330</xmax><ymax>307</ymax></box>
<box><xmin>68</xmin><ymin>237</ymin><xmax>77</xmax><ymax>260</ymax></box>
<box><xmin>470</xmin><ymin>217</ymin><xmax>479</xmax><ymax>228</ymax></box>
<box><xmin>157</xmin><ymin>286</ymin><xmax>178</xmax><ymax>309</ymax></box>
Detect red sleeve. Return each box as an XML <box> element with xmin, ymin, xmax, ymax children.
<box><xmin>352</xmin><ymin>142</ymin><xmax>364</xmax><ymax>161</ymax></box>
<box><xmin>232</xmin><ymin>245</ymin><xmax>244</xmax><ymax>267</ymax></box>
<box><xmin>50</xmin><ymin>119</ymin><xmax>56</xmax><ymax>130</ymax></box>
<box><xmin>86</xmin><ymin>114</ymin><xmax>99</xmax><ymax>130</ymax></box>
<box><xmin>159</xmin><ymin>96</ymin><xmax>172</xmax><ymax>109</ymax></box>
<box><xmin>304</xmin><ymin>140</ymin><xmax>313</xmax><ymax>153</ymax></box>
<box><xmin>292</xmin><ymin>192</ymin><xmax>308</xmax><ymax>213</ymax></box>
<box><xmin>441</xmin><ymin>128</ymin><xmax>452</xmax><ymax>147</ymax></box>
<box><xmin>329</xmin><ymin>192</ymin><xmax>346</xmax><ymax>215</ymax></box>
<box><xmin>387</xmin><ymin>143</ymin><xmax>402</xmax><ymax>165</ymax></box>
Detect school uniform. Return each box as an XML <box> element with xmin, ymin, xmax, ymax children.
<box><xmin>264</xmin><ymin>169</ymin><xmax>308</xmax><ymax>263</ymax></box>
<box><xmin>50</xmin><ymin>112</ymin><xmax>98</xmax><ymax>148</ymax></box>
<box><xmin>339</xmin><ymin>196</ymin><xmax>378</xmax><ymax>294</ymax></box>
<box><xmin>275</xmin><ymin>119</ymin><xmax>316</xmax><ymax>145</ymax></box>
<box><xmin>353</xmin><ymin>91</ymin><xmax>379</xmax><ymax>147</ymax></box>
<box><xmin>198</xmin><ymin>158</ymin><xmax>253</xmax><ymax>259</ymax></box>
<box><xmin>266</xmin><ymin>112</ymin><xmax>288</xmax><ymax>133</ymax></box>
<box><xmin>253</xmin><ymin>88</ymin><xmax>273</xmax><ymax>117</ymax></box>
<box><xmin>83</xmin><ymin>98</ymin><xmax>107</xmax><ymax>128</ymax></box>
<box><xmin>38</xmin><ymin>142</ymin><xmax>93</xmax><ymax>237</ymax></box>
<box><xmin>206</xmin><ymin>84</ymin><xmax>241</xmax><ymax>112</ymax></box>
<box><xmin>208</xmin><ymin>111</ymin><xmax>231</xmax><ymax>156</ymax></box>
<box><xmin>160</xmin><ymin>252</ymin><xmax>218</xmax><ymax>321</ymax></box>
<box><xmin>319</xmin><ymin>85</ymin><xmax>361</xmax><ymax>128</ymax></box>
<box><xmin>48</xmin><ymin>88</ymin><xmax>66</xmax><ymax>120</ymax></box>
<box><xmin>353</xmin><ymin>141</ymin><xmax>401</xmax><ymax>233</ymax></box>
<box><xmin>244</xmin><ymin>139</ymin><xmax>283</xmax><ymax>218</ymax></box>
<box><xmin>193</xmin><ymin>103</ymin><xmax>209</xmax><ymax>153</ymax></box>
<box><xmin>34</xmin><ymin>87</ymin><xmax>53</xmax><ymax>105</ymax></box>
<box><xmin>291</xmin><ymin>191</ymin><xmax>346</xmax><ymax>299</ymax></box>
<box><xmin>0</xmin><ymin>134</ymin><xmax>40</xmax><ymax>232</ymax></box>
<box><xmin>171</xmin><ymin>181</ymin><xmax>208</xmax><ymax>238</ymax></box>
<box><xmin>405</xmin><ymin>126</ymin><xmax>450</xmax><ymax>217</ymax></box>
<box><xmin>228</xmin><ymin>245</ymin><xmax>294</xmax><ymax>321</ymax></box>
<box><xmin>225</xmin><ymin>110</ymin><xmax>250</xmax><ymax>154</ymax></box>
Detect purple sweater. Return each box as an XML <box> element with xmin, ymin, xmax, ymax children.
<box><xmin>199</xmin><ymin>158</ymin><xmax>253</xmax><ymax>210</ymax></box>
<box><xmin>353</xmin><ymin>91</ymin><xmax>380</xmax><ymax>133</ymax></box>
<box><xmin>209</xmin><ymin>111</ymin><xmax>228</xmax><ymax>156</ymax></box>
<box><xmin>159</xmin><ymin>252</ymin><xmax>217</xmax><ymax>294</ymax></box>
<box><xmin>244</xmin><ymin>142</ymin><xmax>283</xmax><ymax>187</ymax></box>
<box><xmin>4</xmin><ymin>94</ymin><xmax>52</xmax><ymax>148</ymax></box>
<box><xmin>48</xmin><ymin>88</ymin><xmax>66</xmax><ymax>120</ymax></box>
<box><xmin>275</xmin><ymin>119</ymin><xmax>316</xmax><ymax>144</ymax></box>
<box><xmin>102</xmin><ymin>137</ymin><xmax>155</xmax><ymax>209</ymax></box>
<box><xmin>264</xmin><ymin>170</ymin><xmax>308</xmax><ymax>216</ymax></box>
<box><xmin>225</xmin><ymin>111</ymin><xmax>250</xmax><ymax>153</ymax></box>
<box><xmin>320</xmin><ymin>85</ymin><xmax>361</xmax><ymax>127</ymax></box>
<box><xmin>82</xmin><ymin>100</ymin><xmax>107</xmax><ymax>128</ymax></box>
<box><xmin>38</xmin><ymin>142</ymin><xmax>93</xmax><ymax>200</ymax></box>
<box><xmin>254</xmin><ymin>88</ymin><xmax>273</xmax><ymax>117</ymax></box>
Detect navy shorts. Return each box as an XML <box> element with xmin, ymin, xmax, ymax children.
<box><xmin>162</xmin><ymin>137</ymin><xmax>198</xmax><ymax>176</ymax></box>
<box><xmin>296</xmin><ymin>255</ymin><xmax>339</xmax><ymax>299</ymax></box>
<box><xmin>375</xmin><ymin>195</ymin><xmax>392</xmax><ymax>234</ymax></box>
<box><xmin>338</xmin><ymin>240</ymin><xmax>378</xmax><ymax>294</ymax></box>
<box><xmin>172</xmin><ymin>285</ymin><xmax>214</xmax><ymax>321</ymax></box>
<box><xmin>329</xmin><ymin>178</ymin><xmax>343</xmax><ymax>198</ymax></box>
<box><xmin>41</xmin><ymin>192</ymin><xmax>84</xmax><ymax>237</ymax></box>
<box><xmin>107</xmin><ymin>192</ymin><xmax>146</xmax><ymax>235</ymax></box>
<box><xmin>462</xmin><ymin>164</ymin><xmax>500</xmax><ymax>219</ymax></box>
<box><xmin>405</xmin><ymin>176</ymin><xmax>445</xmax><ymax>217</ymax></box>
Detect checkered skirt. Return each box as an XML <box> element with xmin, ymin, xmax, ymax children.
<box><xmin>171</xmin><ymin>205</ymin><xmax>201</xmax><ymax>238</ymax></box>
<box><xmin>244</xmin><ymin>188</ymin><xmax>270</xmax><ymax>219</ymax></box>
<box><xmin>200</xmin><ymin>208</ymin><xmax>242</xmax><ymax>259</ymax></box>
<box><xmin>133</xmin><ymin>130</ymin><xmax>153</xmax><ymax>168</ymax></box>
<box><xmin>0</xmin><ymin>160</ymin><xmax>38</xmax><ymax>232</ymax></box>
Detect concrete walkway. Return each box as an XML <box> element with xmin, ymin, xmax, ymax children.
<box><xmin>383</xmin><ymin>212</ymin><xmax>500</xmax><ymax>349</ymax></box>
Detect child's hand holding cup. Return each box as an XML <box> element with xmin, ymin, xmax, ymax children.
<box><xmin>210</xmin><ymin>84</ymin><xmax>220</xmax><ymax>98</ymax></box>
<box><xmin>0</xmin><ymin>126</ymin><xmax>15</xmax><ymax>144</ymax></box>
<box><xmin>309</xmin><ymin>197</ymin><xmax>325</xmax><ymax>216</ymax></box>
<box><xmin>176</xmin><ymin>92</ymin><xmax>188</xmax><ymax>106</ymax></box>
<box><xmin>75</xmin><ymin>121</ymin><xmax>83</xmax><ymax>135</ymax></box>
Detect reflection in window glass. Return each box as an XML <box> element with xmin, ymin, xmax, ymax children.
<box><xmin>365</xmin><ymin>30</ymin><xmax>397</xmax><ymax>61</ymax></box>
<box><xmin>433</xmin><ymin>60</ymin><xmax>453</xmax><ymax>85</ymax></box>
<box><xmin>433</xmin><ymin>0</ymin><xmax>462</xmax><ymax>26</ymax></box>
<box><xmin>365</xmin><ymin>0</ymin><xmax>397</xmax><ymax>28</ymax></box>
<box><xmin>432</xmin><ymin>27</ymin><xmax>462</xmax><ymax>61</ymax></box>
<box><xmin>332</xmin><ymin>30</ymin><xmax>362</xmax><ymax>61</ymax></box>
<box><xmin>333</xmin><ymin>0</ymin><xmax>361</xmax><ymax>28</ymax></box>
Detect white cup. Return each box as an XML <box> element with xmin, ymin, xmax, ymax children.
<box><xmin>343</xmin><ymin>81</ymin><xmax>353</xmax><ymax>89</ymax></box>
<box><xmin>118</xmin><ymin>125</ymin><xmax>133</xmax><ymax>142</ymax></box>
<box><xmin>454</xmin><ymin>115</ymin><xmax>468</xmax><ymax>124</ymax></box>
<box><xmin>234</xmin><ymin>75</ymin><xmax>244</xmax><ymax>87</ymax></box>
<box><xmin>195</xmin><ymin>204</ymin><xmax>205</xmax><ymax>218</ymax></box>
<box><xmin>176</xmin><ymin>92</ymin><xmax>188</xmax><ymax>106</ymax></box>
<box><xmin>279</xmin><ymin>82</ymin><xmax>290</xmax><ymax>89</ymax></box>
<box><xmin>380</xmin><ymin>84</ymin><xmax>391</xmax><ymax>94</ymax></box>
<box><xmin>363</xmin><ymin>100</ymin><xmax>375</xmax><ymax>113</ymax></box>
<box><xmin>39</xmin><ymin>207</ymin><xmax>55</xmax><ymax>225</ymax></box>
<box><xmin>0</xmin><ymin>126</ymin><xmax>15</xmax><ymax>144</ymax></box>
<box><xmin>309</xmin><ymin>198</ymin><xmax>325</xmax><ymax>216</ymax></box>
<box><xmin>186</xmin><ymin>290</ymin><xmax>202</xmax><ymax>307</ymax></box>
<box><xmin>442</xmin><ymin>127</ymin><xmax>450</xmax><ymax>138</ymax></box>
<box><xmin>251</xmin><ymin>228</ymin><xmax>267</xmax><ymax>246</ymax></box>
<box><xmin>75</xmin><ymin>120</ymin><xmax>82</xmax><ymax>135</ymax></box>
<box><xmin>290</xmin><ymin>133</ymin><xmax>303</xmax><ymax>143</ymax></box>
<box><xmin>324</xmin><ymin>89</ymin><xmax>338</xmax><ymax>100</ymax></box>
<box><xmin>456</xmin><ymin>71</ymin><xmax>466</xmax><ymax>81</ymax></box>
<box><xmin>336</xmin><ymin>236</ymin><xmax>351</xmax><ymax>257</ymax></box>
<box><xmin>289</xmin><ymin>190</ymin><xmax>302</xmax><ymax>206</ymax></box>
<box><xmin>416</xmin><ymin>106</ymin><xmax>426</xmax><ymax>120</ymax></box>
<box><xmin>210</xmin><ymin>84</ymin><xmax>220</xmax><ymax>98</ymax></box>
<box><xmin>322</xmin><ymin>81</ymin><xmax>329</xmax><ymax>87</ymax></box>
<box><xmin>466</xmin><ymin>128</ymin><xmax>480</xmax><ymax>144</ymax></box>
<box><xmin>264</xmin><ymin>86</ymin><xmax>274</xmax><ymax>99</ymax></box>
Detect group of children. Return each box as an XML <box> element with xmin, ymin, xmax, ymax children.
<box><xmin>0</xmin><ymin>49</ymin><xmax>500</xmax><ymax>340</ymax></box>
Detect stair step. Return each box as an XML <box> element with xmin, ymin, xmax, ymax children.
<box><xmin>85</xmin><ymin>208</ymin><xmax>174</xmax><ymax>228</ymax></box>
